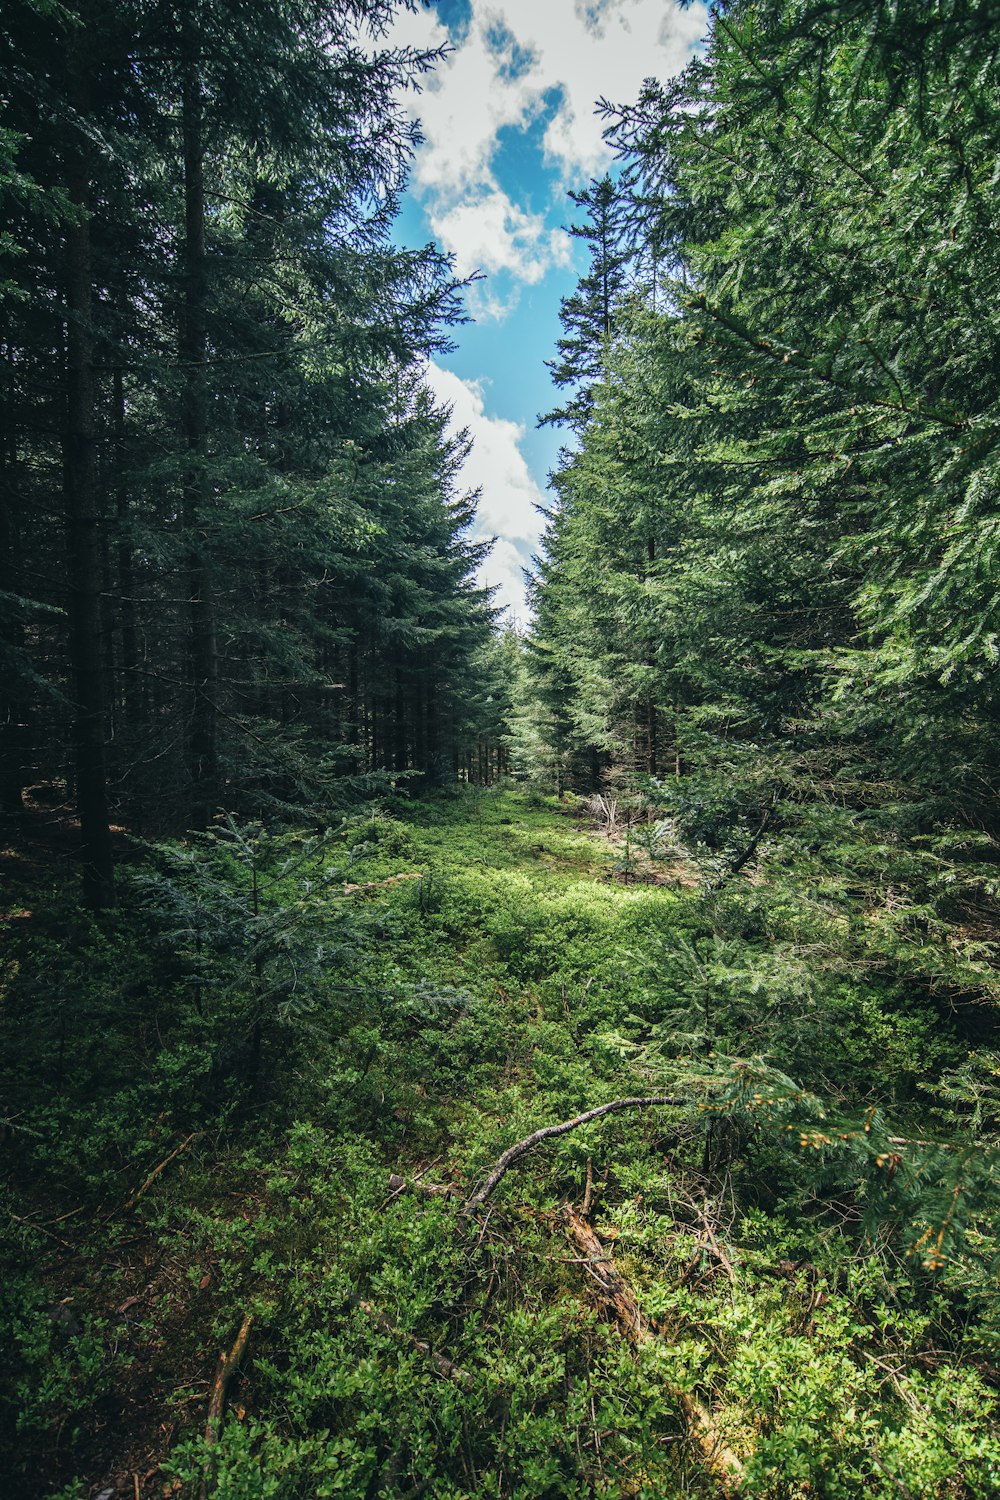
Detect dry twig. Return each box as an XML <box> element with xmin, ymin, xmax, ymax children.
<box><xmin>123</xmin><ymin>1132</ymin><xmax>202</xmax><ymax>1212</ymax></box>
<box><xmin>352</xmin><ymin>1295</ymin><xmax>473</xmax><ymax>1389</ymax></box>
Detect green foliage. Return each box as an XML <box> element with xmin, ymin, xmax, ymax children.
<box><xmin>129</xmin><ymin>817</ymin><xmax>369</xmax><ymax>1093</ymax></box>
<box><xmin>15</xmin><ymin>0</ymin><xmax>1000</xmax><ymax>1490</ymax></box>
<box><xmin>528</xmin><ymin>0</ymin><xmax>1000</xmax><ymax>991</ymax></box>
<box><xmin>0</xmin><ymin>0</ymin><xmax>503</xmax><ymax>863</ymax></box>
<box><xmin>4</xmin><ymin>792</ymin><xmax>1000</xmax><ymax>1496</ymax></box>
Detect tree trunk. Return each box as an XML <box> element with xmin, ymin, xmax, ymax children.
<box><xmin>414</xmin><ymin>675</ymin><xmax>427</xmax><ymax>774</ymax></box>
<box><xmin>393</xmin><ymin>666</ymin><xmax>406</xmax><ymax>772</ymax></box>
<box><xmin>112</xmin><ymin>358</ymin><xmax>139</xmax><ymax>733</ymax></box>
<box><xmin>0</xmin><ymin>408</ymin><xmax>27</xmax><ymax>815</ymax></box>
<box><xmin>63</xmin><ymin>50</ymin><xmax>115</xmax><ymax>908</ymax></box>
<box><xmin>347</xmin><ymin>639</ymin><xmax>360</xmax><ymax>754</ymax></box>
<box><xmin>181</xmin><ymin>30</ymin><xmax>218</xmax><ymax>829</ymax></box>
<box><xmin>646</xmin><ymin>536</ymin><xmax>657</xmax><ymax>775</ymax></box>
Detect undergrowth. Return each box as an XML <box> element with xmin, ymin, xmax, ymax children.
<box><xmin>2</xmin><ymin>788</ymin><xmax>999</xmax><ymax>1498</ymax></box>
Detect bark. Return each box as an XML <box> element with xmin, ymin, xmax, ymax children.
<box><xmin>414</xmin><ymin>676</ymin><xmax>427</xmax><ymax>772</ymax></box>
<box><xmin>347</xmin><ymin>641</ymin><xmax>360</xmax><ymax>749</ymax></box>
<box><xmin>0</xmin><ymin>399</ymin><xmax>27</xmax><ymax>814</ymax></box>
<box><xmin>200</xmin><ymin>1314</ymin><xmax>253</xmax><ymax>1500</ymax></box>
<box><xmin>394</xmin><ymin>666</ymin><xmax>406</xmax><ymax>772</ymax></box>
<box><xmin>369</xmin><ymin>691</ymin><xmax>379</xmax><ymax>768</ymax></box>
<box><xmin>112</xmin><ymin>358</ymin><xmax>139</xmax><ymax>732</ymax></box>
<box><xmin>425</xmin><ymin>674</ymin><xmax>439</xmax><ymax>772</ymax></box>
<box><xmin>645</xmin><ymin>537</ymin><xmax>658</xmax><ymax>774</ymax></box>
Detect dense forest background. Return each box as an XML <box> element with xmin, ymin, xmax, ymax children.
<box><xmin>1</xmin><ymin>0</ymin><xmax>511</xmax><ymax>908</ymax></box>
<box><xmin>4</xmin><ymin>1</ymin><xmax>1000</xmax><ymax>1497</ymax></box>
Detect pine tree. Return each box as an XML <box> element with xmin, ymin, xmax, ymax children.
<box><xmin>540</xmin><ymin>174</ymin><xmax>636</xmax><ymax>432</ymax></box>
<box><xmin>0</xmin><ymin>0</ymin><xmax>505</xmax><ymax>901</ymax></box>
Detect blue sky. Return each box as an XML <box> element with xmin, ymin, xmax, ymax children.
<box><xmin>390</xmin><ymin>0</ymin><xmax>709</xmax><ymax>620</ymax></box>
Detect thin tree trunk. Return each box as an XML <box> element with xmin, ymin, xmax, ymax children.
<box><xmin>0</xmin><ymin>406</ymin><xmax>27</xmax><ymax>814</ymax></box>
<box><xmin>112</xmin><ymin>358</ymin><xmax>139</xmax><ymax>731</ymax></box>
<box><xmin>181</xmin><ymin>30</ymin><xmax>218</xmax><ymax>829</ymax></box>
<box><xmin>646</xmin><ymin>536</ymin><xmax>657</xmax><ymax>774</ymax></box>
<box><xmin>347</xmin><ymin>639</ymin><xmax>360</xmax><ymax>753</ymax></box>
<box><xmin>393</xmin><ymin>666</ymin><xmax>406</xmax><ymax>772</ymax></box>
<box><xmin>64</xmin><ymin>51</ymin><xmax>115</xmax><ymax>908</ymax></box>
<box><xmin>425</xmin><ymin>675</ymin><xmax>438</xmax><ymax>777</ymax></box>
<box><xmin>414</xmin><ymin>675</ymin><xmax>427</xmax><ymax>773</ymax></box>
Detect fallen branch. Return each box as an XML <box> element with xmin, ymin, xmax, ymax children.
<box><xmin>463</xmin><ymin>1097</ymin><xmax>681</xmax><ymax>1212</ymax></box>
<box><xmin>200</xmin><ymin>1313</ymin><xmax>253</xmax><ymax>1500</ymax></box>
<box><xmin>351</xmin><ymin>1294</ymin><xmax>473</xmax><ymax>1389</ymax></box>
<box><xmin>562</xmin><ymin>1206</ymin><xmax>744</xmax><ymax>1494</ymax></box>
<box><xmin>385</xmin><ymin>1172</ymin><xmax>463</xmax><ymax>1202</ymax></box>
<box><xmin>343</xmin><ymin>873</ymin><xmax>422</xmax><ymax>897</ymax></box>
<box><xmin>696</xmin><ymin>1204</ymin><xmax>738</xmax><ymax>1288</ymax></box>
<box><xmin>7</xmin><ymin>1210</ymin><xmax>75</xmax><ymax>1251</ymax></box>
<box><xmin>581</xmin><ymin>1157</ymin><xmax>595</xmax><ymax>1217</ymax></box>
<box><xmin>123</xmin><ymin>1132</ymin><xmax>202</xmax><ymax>1212</ymax></box>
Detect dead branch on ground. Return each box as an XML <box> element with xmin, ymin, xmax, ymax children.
<box><xmin>562</xmin><ymin>1205</ymin><xmax>744</xmax><ymax>1493</ymax></box>
<box><xmin>200</xmin><ymin>1313</ymin><xmax>253</xmax><ymax>1500</ymax></box>
<box><xmin>463</xmin><ymin>1097</ymin><xmax>681</xmax><ymax>1212</ymax></box>
<box><xmin>385</xmin><ymin>1172</ymin><xmax>463</xmax><ymax>1201</ymax></box>
<box><xmin>350</xmin><ymin>1294</ymin><xmax>473</xmax><ymax>1389</ymax></box>
<box><xmin>123</xmin><ymin>1132</ymin><xmax>202</xmax><ymax>1212</ymax></box>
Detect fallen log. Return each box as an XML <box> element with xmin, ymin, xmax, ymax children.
<box><xmin>562</xmin><ymin>1205</ymin><xmax>744</xmax><ymax>1494</ymax></box>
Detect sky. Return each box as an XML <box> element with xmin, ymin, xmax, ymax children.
<box><xmin>389</xmin><ymin>0</ymin><xmax>709</xmax><ymax>621</ymax></box>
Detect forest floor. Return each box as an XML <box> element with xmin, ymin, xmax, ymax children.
<box><xmin>2</xmin><ymin>789</ymin><xmax>1000</xmax><ymax>1499</ymax></box>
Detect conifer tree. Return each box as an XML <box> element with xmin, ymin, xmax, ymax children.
<box><xmin>0</xmin><ymin>0</ymin><xmax>506</xmax><ymax>902</ymax></box>
<box><xmin>540</xmin><ymin>174</ymin><xmax>635</xmax><ymax>432</ymax></box>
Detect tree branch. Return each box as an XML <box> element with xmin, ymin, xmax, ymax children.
<box><xmin>463</xmin><ymin>1096</ymin><xmax>681</xmax><ymax>1213</ymax></box>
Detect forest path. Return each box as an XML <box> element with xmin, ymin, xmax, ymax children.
<box><xmin>7</xmin><ymin>789</ymin><xmax>996</xmax><ymax>1500</ymax></box>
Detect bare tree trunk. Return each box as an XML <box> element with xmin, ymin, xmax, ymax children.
<box><xmin>64</xmin><ymin>49</ymin><xmax>115</xmax><ymax>908</ymax></box>
<box><xmin>415</xmin><ymin>676</ymin><xmax>427</xmax><ymax>773</ymax></box>
<box><xmin>112</xmin><ymin>358</ymin><xmax>139</xmax><ymax>733</ymax></box>
<box><xmin>0</xmin><ymin>378</ymin><xmax>28</xmax><ymax>814</ymax></box>
<box><xmin>347</xmin><ymin>640</ymin><xmax>360</xmax><ymax>753</ymax></box>
<box><xmin>646</xmin><ymin>536</ymin><xmax>657</xmax><ymax>774</ymax></box>
<box><xmin>393</xmin><ymin>666</ymin><xmax>406</xmax><ymax>772</ymax></box>
<box><xmin>181</xmin><ymin>28</ymin><xmax>218</xmax><ymax>829</ymax></box>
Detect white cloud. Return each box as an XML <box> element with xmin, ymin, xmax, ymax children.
<box><xmin>433</xmin><ymin>188</ymin><xmax>571</xmax><ymax>286</ymax></box>
<box><xmin>390</xmin><ymin>6</ymin><xmax>709</xmax><ymax>619</ymax></box>
<box><xmin>394</xmin><ymin>1</ymin><xmax>707</xmax><ymax>289</ymax></box>
<box><xmin>425</xmin><ymin>360</ymin><xmax>545</xmax><ymax>620</ymax></box>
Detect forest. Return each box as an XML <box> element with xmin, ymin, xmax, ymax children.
<box><xmin>3</xmin><ymin>0</ymin><xmax>1000</xmax><ymax>1496</ymax></box>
